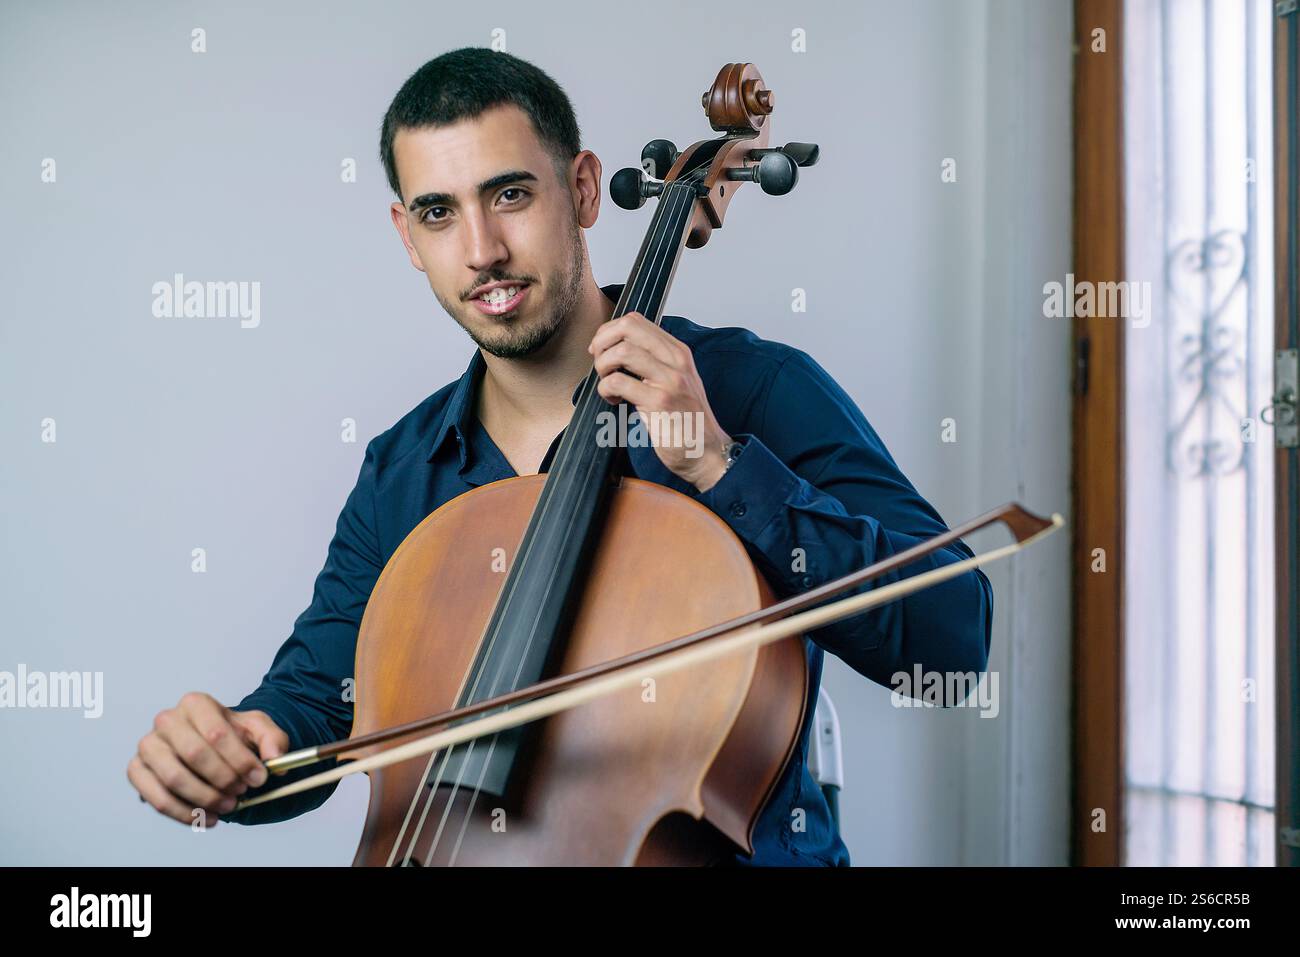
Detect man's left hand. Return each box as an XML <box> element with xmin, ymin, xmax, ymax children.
<box><xmin>588</xmin><ymin>311</ymin><xmax>732</xmax><ymax>493</ymax></box>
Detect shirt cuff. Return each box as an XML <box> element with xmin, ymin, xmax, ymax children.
<box><xmin>692</xmin><ymin>432</ymin><xmax>801</xmax><ymax>549</ymax></box>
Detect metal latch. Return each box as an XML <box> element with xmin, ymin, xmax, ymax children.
<box><xmin>1263</xmin><ymin>348</ymin><xmax>1299</xmax><ymax>447</ymax></box>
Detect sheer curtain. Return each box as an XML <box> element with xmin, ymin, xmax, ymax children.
<box><xmin>1122</xmin><ymin>0</ymin><xmax>1277</xmax><ymax>866</ymax></box>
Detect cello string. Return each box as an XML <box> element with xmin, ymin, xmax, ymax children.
<box><xmin>389</xmin><ymin>173</ymin><xmax>698</xmax><ymax>865</ymax></box>
<box><xmin>425</xmin><ymin>176</ymin><xmax>699</xmax><ymax>866</ymax></box>
<box><xmin>439</xmin><ymin>405</ymin><xmax>615</xmax><ymax>865</ymax></box>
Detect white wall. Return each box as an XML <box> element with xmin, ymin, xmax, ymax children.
<box><xmin>810</xmin><ymin>0</ymin><xmax>1074</xmax><ymax>866</ymax></box>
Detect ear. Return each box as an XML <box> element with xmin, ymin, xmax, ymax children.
<box><xmin>390</xmin><ymin>201</ymin><xmax>426</xmax><ymax>272</ymax></box>
<box><xmin>570</xmin><ymin>150</ymin><xmax>603</xmax><ymax>229</ymax></box>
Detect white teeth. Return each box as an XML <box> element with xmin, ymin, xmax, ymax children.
<box><xmin>480</xmin><ymin>286</ymin><xmax>520</xmax><ymax>303</ymax></box>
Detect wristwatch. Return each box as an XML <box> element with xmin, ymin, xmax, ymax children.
<box><xmin>722</xmin><ymin>437</ymin><xmax>745</xmax><ymax>471</ymax></box>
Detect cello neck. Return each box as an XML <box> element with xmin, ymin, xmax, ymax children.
<box><xmin>553</xmin><ymin>176</ymin><xmax>701</xmax><ymax>481</ymax></box>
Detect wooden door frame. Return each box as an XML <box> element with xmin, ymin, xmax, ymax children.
<box><xmin>1071</xmin><ymin>0</ymin><xmax>1125</xmax><ymax>868</ymax></box>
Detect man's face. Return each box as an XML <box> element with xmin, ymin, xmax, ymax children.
<box><xmin>389</xmin><ymin>103</ymin><xmax>587</xmax><ymax>359</ymax></box>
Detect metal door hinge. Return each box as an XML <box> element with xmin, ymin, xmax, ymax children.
<box><xmin>1075</xmin><ymin>336</ymin><xmax>1091</xmax><ymax>397</ymax></box>
<box><xmin>1263</xmin><ymin>349</ymin><xmax>1299</xmax><ymax>447</ymax></box>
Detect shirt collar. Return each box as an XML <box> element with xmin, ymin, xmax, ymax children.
<box><xmin>424</xmin><ymin>281</ymin><xmax>627</xmax><ymax>467</ymax></box>
<box><xmin>426</xmin><ymin>348</ymin><xmax>485</xmax><ymax>466</ymax></box>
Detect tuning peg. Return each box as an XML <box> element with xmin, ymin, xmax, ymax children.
<box><xmin>640</xmin><ymin>140</ymin><xmax>679</xmax><ymax>179</ymax></box>
<box><xmin>746</xmin><ymin>142</ymin><xmax>820</xmax><ymax>169</ymax></box>
<box><xmin>780</xmin><ymin>142</ymin><xmax>820</xmax><ymax>168</ymax></box>
<box><xmin>724</xmin><ymin>151</ymin><xmax>798</xmax><ymax>196</ymax></box>
<box><xmin>610</xmin><ymin>167</ymin><xmax>664</xmax><ymax>210</ymax></box>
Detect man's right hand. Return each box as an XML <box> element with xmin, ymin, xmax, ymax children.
<box><xmin>127</xmin><ymin>692</ymin><xmax>288</xmax><ymax>827</ymax></box>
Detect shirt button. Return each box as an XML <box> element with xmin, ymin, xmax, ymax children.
<box><xmin>729</xmin><ymin>502</ymin><xmax>747</xmax><ymax>519</ymax></box>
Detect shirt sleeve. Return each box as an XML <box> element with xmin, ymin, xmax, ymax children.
<box><xmin>219</xmin><ymin>439</ymin><xmax>384</xmax><ymax>825</ymax></box>
<box><xmin>690</xmin><ymin>350</ymin><xmax>994</xmax><ymax>700</ymax></box>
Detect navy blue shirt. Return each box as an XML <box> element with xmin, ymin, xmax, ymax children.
<box><xmin>223</xmin><ymin>282</ymin><xmax>994</xmax><ymax>866</ymax></box>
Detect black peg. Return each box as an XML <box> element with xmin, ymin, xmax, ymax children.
<box><xmin>780</xmin><ymin>142</ymin><xmax>820</xmax><ymax>168</ymax></box>
<box><xmin>610</xmin><ymin>167</ymin><xmax>664</xmax><ymax>210</ymax></box>
<box><xmin>724</xmin><ymin>151</ymin><xmax>798</xmax><ymax>196</ymax></box>
<box><xmin>640</xmin><ymin>139</ymin><xmax>679</xmax><ymax>179</ymax></box>
<box><xmin>747</xmin><ymin>142</ymin><xmax>821</xmax><ymax>169</ymax></box>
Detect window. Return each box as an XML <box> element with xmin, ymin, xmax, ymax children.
<box><xmin>1122</xmin><ymin>0</ymin><xmax>1276</xmax><ymax>866</ymax></box>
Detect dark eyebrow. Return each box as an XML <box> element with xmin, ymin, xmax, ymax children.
<box><xmin>407</xmin><ymin>170</ymin><xmax>539</xmax><ymax>213</ymax></box>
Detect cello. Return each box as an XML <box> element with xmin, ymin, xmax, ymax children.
<box><xmin>234</xmin><ymin>63</ymin><xmax>1063</xmax><ymax>866</ymax></box>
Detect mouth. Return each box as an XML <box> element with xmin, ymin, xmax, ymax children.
<box><xmin>470</xmin><ymin>283</ymin><xmax>531</xmax><ymax>316</ymax></box>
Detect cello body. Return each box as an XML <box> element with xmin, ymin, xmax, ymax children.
<box><xmin>346</xmin><ymin>474</ymin><xmax>808</xmax><ymax>866</ymax></box>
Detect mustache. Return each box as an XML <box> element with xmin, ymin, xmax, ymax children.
<box><xmin>464</xmin><ymin>277</ymin><xmax>535</xmax><ymax>300</ymax></box>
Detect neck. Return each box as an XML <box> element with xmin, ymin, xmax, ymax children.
<box><xmin>476</xmin><ymin>280</ymin><xmax>617</xmax><ymax>429</ymax></box>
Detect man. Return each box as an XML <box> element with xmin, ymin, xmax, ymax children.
<box><xmin>127</xmin><ymin>48</ymin><xmax>993</xmax><ymax>866</ymax></box>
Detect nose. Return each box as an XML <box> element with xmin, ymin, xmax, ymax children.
<box><xmin>462</xmin><ymin>208</ymin><xmax>509</xmax><ymax>282</ymax></box>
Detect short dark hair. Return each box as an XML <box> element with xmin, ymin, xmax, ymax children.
<box><xmin>379</xmin><ymin>47</ymin><xmax>583</xmax><ymax>201</ymax></box>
